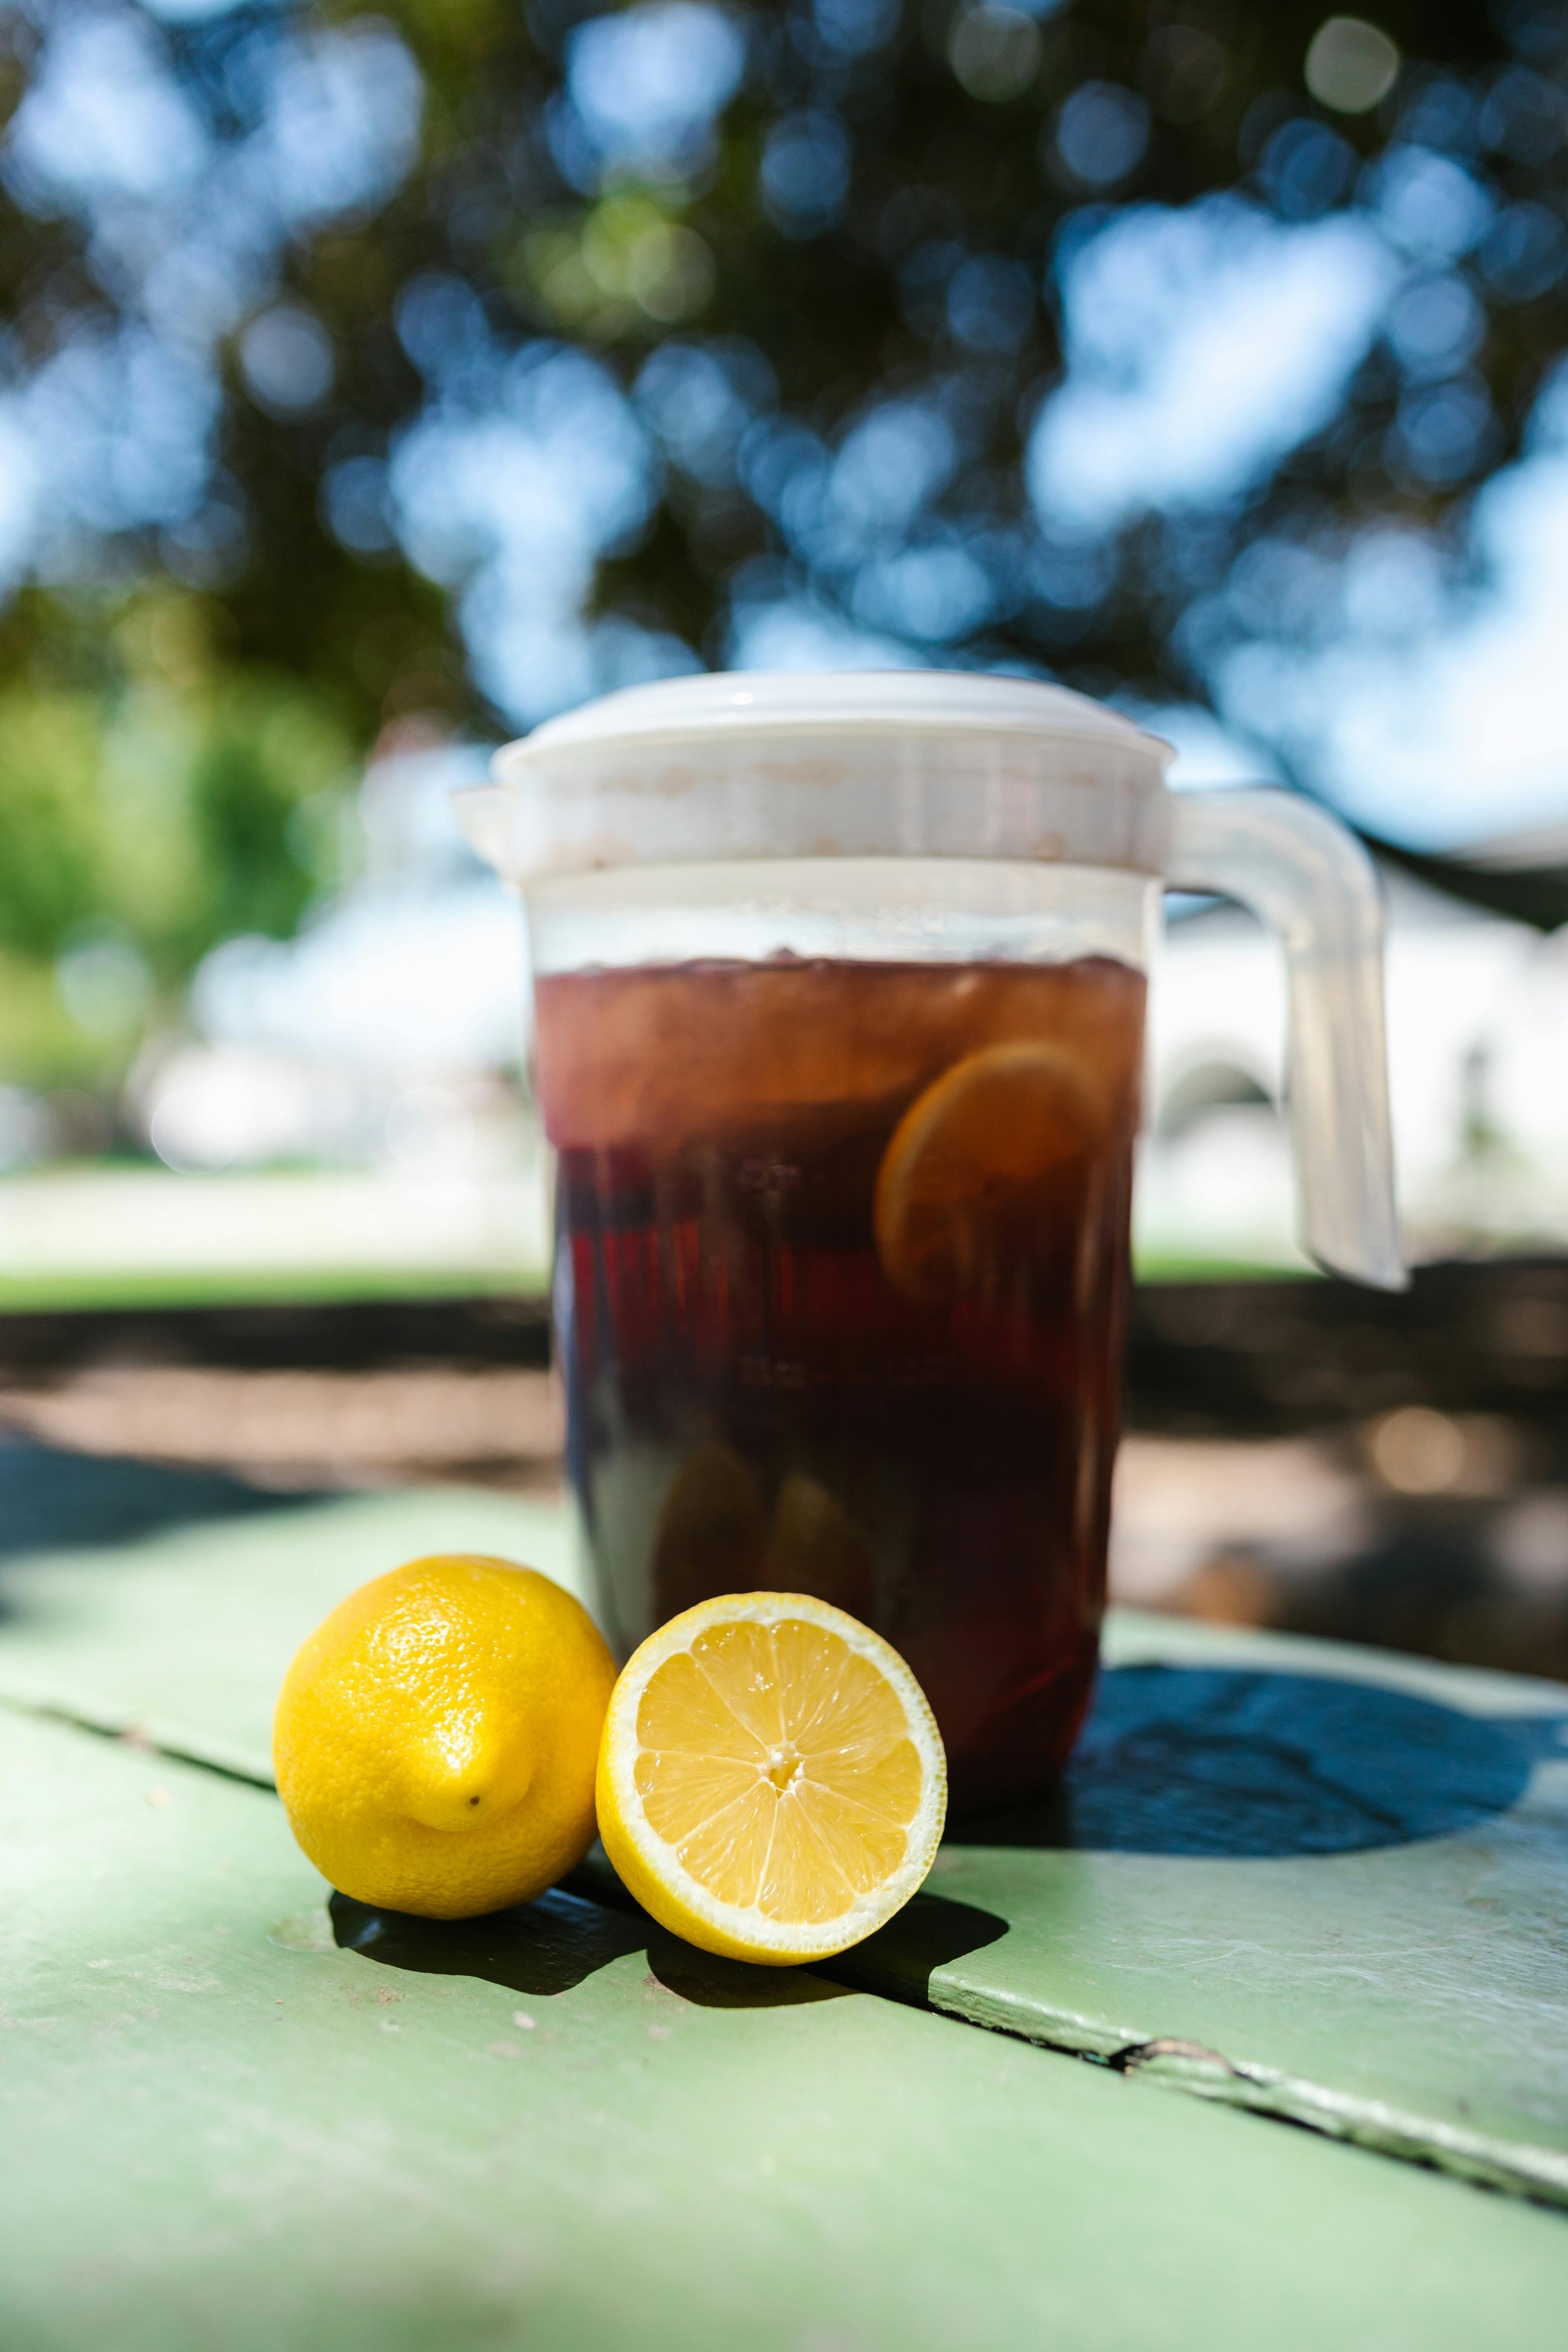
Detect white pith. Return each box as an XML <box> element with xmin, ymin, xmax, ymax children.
<box><xmin>603</xmin><ymin>1591</ymin><xmax>948</xmax><ymax>1959</ymax></box>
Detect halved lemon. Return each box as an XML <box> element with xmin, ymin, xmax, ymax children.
<box><xmin>873</xmin><ymin>1040</ymin><xmax>1104</xmax><ymax>1307</ymax></box>
<box><xmin>596</xmin><ymin>1592</ymin><xmax>946</xmax><ymax>1965</ymax></box>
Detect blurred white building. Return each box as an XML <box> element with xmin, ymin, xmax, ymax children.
<box><xmin>1140</xmin><ymin>856</ymin><xmax>1568</xmax><ymax>1269</ymax></box>
<box><xmin>56</xmin><ymin>740</ymin><xmax>556</xmax><ymax>1297</ymax></box>
<box><xmin>117</xmin><ymin>733</ymin><xmax>1568</xmax><ymax>1282</ymax></box>
<box><xmin>133</xmin><ymin>740</ymin><xmax>530</xmax><ymax>1177</ymax></box>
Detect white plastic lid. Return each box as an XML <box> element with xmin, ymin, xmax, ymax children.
<box><xmin>469</xmin><ymin>670</ymin><xmax>1177</xmax><ymax>884</ymax></box>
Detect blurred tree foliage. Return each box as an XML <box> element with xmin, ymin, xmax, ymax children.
<box><xmin>0</xmin><ymin>0</ymin><xmax>1566</xmax><ymax>1091</ymax></box>
<box><xmin>0</xmin><ymin>590</ymin><xmax>355</xmax><ymax>1086</ymax></box>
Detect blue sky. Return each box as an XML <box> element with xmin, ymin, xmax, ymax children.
<box><xmin>2</xmin><ymin>0</ymin><xmax>1566</xmax><ymax>852</ymax></box>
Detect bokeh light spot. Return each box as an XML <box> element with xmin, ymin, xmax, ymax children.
<box><xmin>948</xmin><ymin>8</ymin><xmax>1042</xmax><ymax>105</ymax></box>
<box><xmin>1304</xmin><ymin>17</ymin><xmax>1400</xmax><ymax>116</ymax></box>
<box><xmin>240</xmin><ymin>307</ymin><xmax>336</xmax><ymax>418</ymax></box>
<box><xmin>1050</xmin><ymin>82</ymin><xmax>1150</xmax><ymax>191</ymax></box>
<box><xmin>761</xmin><ymin>111</ymin><xmax>853</xmax><ymax>238</ymax></box>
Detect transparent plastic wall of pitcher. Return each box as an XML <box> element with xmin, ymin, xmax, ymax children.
<box><xmin>1166</xmin><ymin>789</ymin><xmax>1407</xmax><ymax>1293</ymax></box>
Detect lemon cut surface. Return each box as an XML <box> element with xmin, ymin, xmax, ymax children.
<box><xmin>597</xmin><ymin>1592</ymin><xmax>946</xmax><ymax>1964</ymax></box>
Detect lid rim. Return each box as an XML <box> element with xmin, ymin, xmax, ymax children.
<box><xmin>499</xmin><ymin>667</ymin><xmax>1172</xmax><ymax>770</ymax></box>
<box><xmin>498</xmin><ymin>714</ymin><xmax>1168</xmax><ymax>767</ymax></box>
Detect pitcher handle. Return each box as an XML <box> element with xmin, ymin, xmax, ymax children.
<box><xmin>1166</xmin><ymin>787</ymin><xmax>1406</xmax><ymax>1292</ymax></box>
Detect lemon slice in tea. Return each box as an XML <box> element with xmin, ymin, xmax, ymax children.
<box><xmin>873</xmin><ymin>1040</ymin><xmax>1103</xmax><ymax>1307</ymax></box>
<box><xmin>596</xmin><ymin>1592</ymin><xmax>946</xmax><ymax>1965</ymax></box>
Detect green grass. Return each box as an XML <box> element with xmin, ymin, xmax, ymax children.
<box><xmin>0</xmin><ymin>1264</ymin><xmax>548</xmax><ymax>1314</ymax></box>
<box><xmin>1130</xmin><ymin>1250</ymin><xmax>1318</xmax><ymax>1285</ymax></box>
<box><xmin>0</xmin><ymin>1248</ymin><xmax>1313</xmax><ymax>1317</ymax></box>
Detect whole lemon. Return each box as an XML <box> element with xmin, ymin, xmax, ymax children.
<box><xmin>274</xmin><ymin>1554</ymin><xmax>616</xmax><ymax>1920</ymax></box>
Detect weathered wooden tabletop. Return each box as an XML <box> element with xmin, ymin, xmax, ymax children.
<box><xmin>4</xmin><ymin>1451</ymin><xmax>1568</xmax><ymax>2347</ymax></box>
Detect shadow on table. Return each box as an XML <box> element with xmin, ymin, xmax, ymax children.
<box><xmin>329</xmin><ymin>1664</ymin><xmax>1552</xmax><ymax>2012</ymax></box>
<box><xmin>329</xmin><ymin>1884</ymin><xmax>862</xmax><ymax>2009</ymax></box>
<box><xmin>947</xmin><ymin>1664</ymin><xmax>1566</xmax><ymax>1860</ymax></box>
<box><xmin>0</xmin><ymin>1437</ymin><xmax>316</xmax><ymax>1579</ymax></box>
<box><xmin>823</xmin><ymin>1889</ymin><xmax>1009</xmax><ymax>1991</ymax></box>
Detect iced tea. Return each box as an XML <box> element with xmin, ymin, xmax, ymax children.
<box><xmin>534</xmin><ymin>953</ymin><xmax>1145</xmax><ymax>1811</ymax></box>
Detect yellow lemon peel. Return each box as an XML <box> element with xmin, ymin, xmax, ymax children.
<box><xmin>274</xmin><ymin>1553</ymin><xmax>615</xmax><ymax>1920</ymax></box>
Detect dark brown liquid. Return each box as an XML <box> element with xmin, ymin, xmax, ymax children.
<box><xmin>534</xmin><ymin>954</ymin><xmax>1145</xmax><ymax>1811</ymax></box>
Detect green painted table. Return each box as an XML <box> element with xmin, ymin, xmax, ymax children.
<box><xmin>840</xmin><ymin>1615</ymin><xmax>1568</xmax><ymax>2205</ymax></box>
<box><xmin>4</xmin><ymin>1467</ymin><xmax>1568</xmax><ymax>2345</ymax></box>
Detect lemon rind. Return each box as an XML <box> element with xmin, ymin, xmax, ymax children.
<box><xmin>598</xmin><ymin>1590</ymin><xmax>947</xmax><ymax>1963</ymax></box>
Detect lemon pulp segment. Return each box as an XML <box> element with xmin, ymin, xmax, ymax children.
<box><xmin>637</xmin><ymin>1617</ymin><xmax>922</xmax><ymax>1923</ymax></box>
<box><xmin>597</xmin><ymin>1593</ymin><xmax>946</xmax><ymax>1963</ymax></box>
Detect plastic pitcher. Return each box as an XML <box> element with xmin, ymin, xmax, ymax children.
<box><xmin>456</xmin><ymin>672</ymin><xmax>1402</xmax><ymax>1811</ymax></box>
